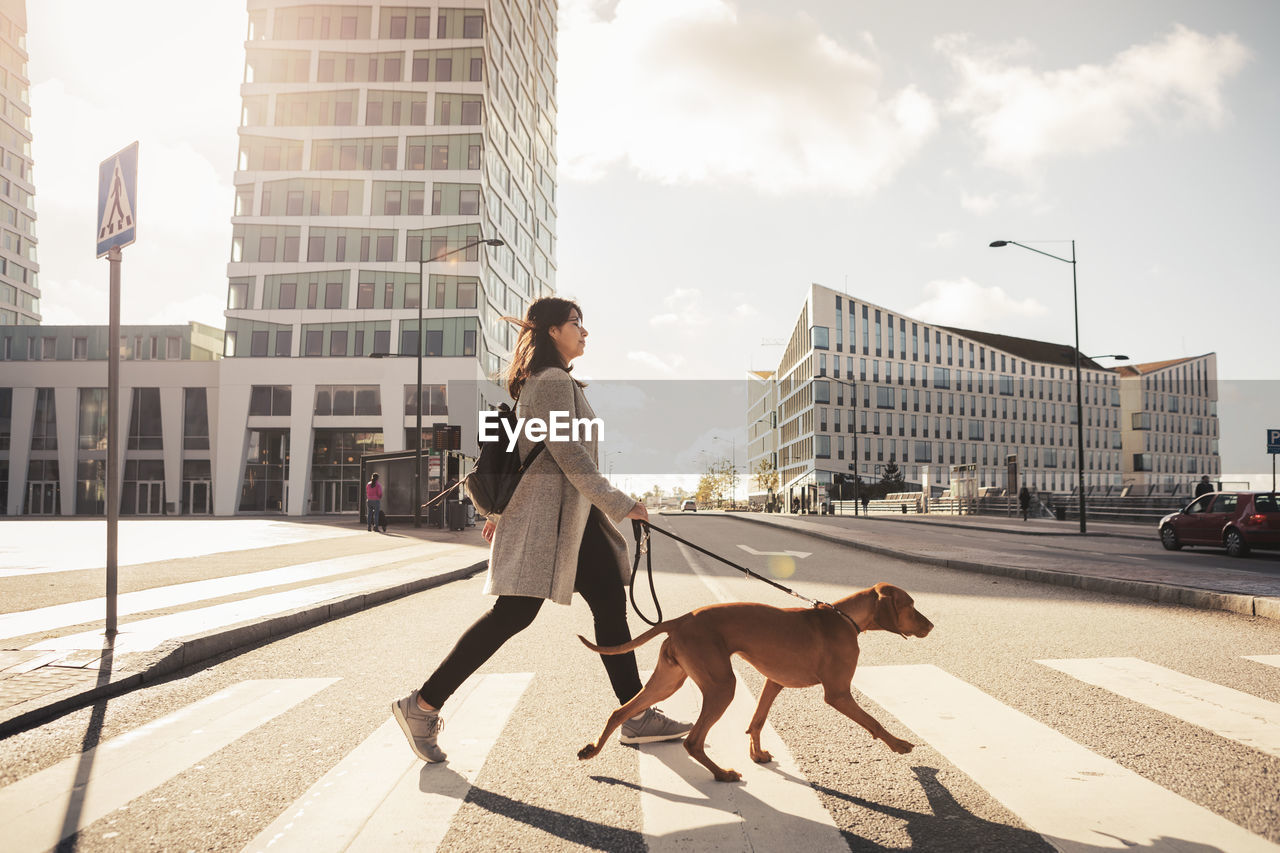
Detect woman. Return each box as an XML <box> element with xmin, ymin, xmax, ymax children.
<box><xmin>366</xmin><ymin>473</ymin><xmax>383</xmax><ymax>532</ymax></box>
<box><xmin>392</xmin><ymin>297</ymin><xmax>690</xmax><ymax>762</ymax></box>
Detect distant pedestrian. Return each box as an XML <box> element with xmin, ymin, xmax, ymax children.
<box><xmin>366</xmin><ymin>473</ymin><xmax>383</xmax><ymax>532</ymax></box>
<box><xmin>1018</xmin><ymin>486</ymin><xmax>1031</xmax><ymax>521</ymax></box>
<box><xmin>1194</xmin><ymin>475</ymin><xmax>1214</xmax><ymax>498</ymax></box>
<box><xmin>860</xmin><ymin>493</ymin><xmax>870</xmax><ymax>515</ymax></box>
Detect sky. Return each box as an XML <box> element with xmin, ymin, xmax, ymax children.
<box><xmin>23</xmin><ymin>0</ymin><xmax>1280</xmax><ymax>482</ymax></box>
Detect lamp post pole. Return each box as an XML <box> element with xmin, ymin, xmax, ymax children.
<box><xmin>990</xmin><ymin>239</ymin><xmax>1089</xmax><ymax>533</ymax></box>
<box><xmin>399</xmin><ymin>236</ymin><xmax>504</xmax><ymax>528</ymax></box>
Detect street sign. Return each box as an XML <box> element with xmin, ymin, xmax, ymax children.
<box><xmin>1268</xmin><ymin>428</ymin><xmax>1280</xmax><ymax>455</ymax></box>
<box><xmin>97</xmin><ymin>142</ymin><xmax>139</xmax><ymax>257</ymax></box>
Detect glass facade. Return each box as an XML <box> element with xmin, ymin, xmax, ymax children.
<box><xmin>241</xmin><ymin>428</ymin><xmax>290</xmax><ymax>512</ymax></box>
<box><xmin>311</xmin><ymin>429</ymin><xmax>383</xmax><ymax>513</ymax></box>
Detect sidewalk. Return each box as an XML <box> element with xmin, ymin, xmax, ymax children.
<box><xmin>0</xmin><ymin>519</ymin><xmax>489</xmax><ymax>738</ymax></box>
<box><xmin>709</xmin><ymin>511</ymin><xmax>1280</xmax><ymax>621</ymax></box>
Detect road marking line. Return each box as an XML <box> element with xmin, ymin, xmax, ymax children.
<box><xmin>240</xmin><ymin>673</ymin><xmax>532</xmax><ymax>853</ymax></box>
<box><xmin>1039</xmin><ymin>657</ymin><xmax>1280</xmax><ymax>758</ymax></box>
<box><xmin>1245</xmin><ymin>655</ymin><xmax>1280</xmax><ymax>670</ymax></box>
<box><xmin>637</xmin><ymin>670</ymin><xmax>846</xmax><ymax>853</ymax></box>
<box><xmin>0</xmin><ymin>678</ymin><xmax>336</xmax><ymax>852</ymax></box>
<box><xmin>0</xmin><ymin>545</ymin><xmax>443</xmax><ymax>642</ymax></box>
<box><xmin>676</xmin><ymin>541</ymin><xmax>735</xmax><ymax>604</ymax></box>
<box><xmin>736</xmin><ymin>545</ymin><xmax>811</xmax><ymax>559</ymax></box>
<box><xmin>26</xmin><ymin>554</ymin><xmax>482</xmax><ymax>653</ymax></box>
<box><xmin>853</xmin><ymin>664</ymin><xmax>1280</xmax><ymax>852</ymax></box>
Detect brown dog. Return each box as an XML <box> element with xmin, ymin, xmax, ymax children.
<box><xmin>577</xmin><ymin>582</ymin><xmax>933</xmax><ymax>782</ymax></box>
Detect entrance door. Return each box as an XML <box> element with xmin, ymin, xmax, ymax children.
<box><xmin>185</xmin><ymin>480</ymin><xmax>211</xmax><ymax>515</ymax></box>
<box><xmin>134</xmin><ymin>481</ymin><xmax>165</xmax><ymax>515</ymax></box>
<box><xmin>25</xmin><ymin>481</ymin><xmax>59</xmax><ymax>515</ymax></box>
<box><xmin>314</xmin><ymin>481</ymin><xmax>342</xmax><ymax>513</ymax></box>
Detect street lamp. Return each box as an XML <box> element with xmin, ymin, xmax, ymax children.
<box><xmin>372</xmin><ymin>235</ymin><xmax>504</xmax><ymax>527</ymax></box>
<box><xmin>990</xmin><ymin>239</ymin><xmax>1092</xmax><ymax>533</ymax></box>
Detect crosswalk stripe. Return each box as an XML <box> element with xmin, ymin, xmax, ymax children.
<box><xmin>853</xmin><ymin>664</ymin><xmax>1280</xmax><ymax>852</ymax></box>
<box><xmin>240</xmin><ymin>673</ymin><xmax>533</xmax><ymax>853</ymax></box>
<box><xmin>637</xmin><ymin>670</ymin><xmax>846</xmax><ymax>853</ymax></box>
<box><xmin>1039</xmin><ymin>657</ymin><xmax>1280</xmax><ymax>758</ymax></box>
<box><xmin>1245</xmin><ymin>655</ymin><xmax>1280</xmax><ymax>670</ymax></box>
<box><xmin>0</xmin><ymin>678</ymin><xmax>336</xmax><ymax>852</ymax></box>
<box><xmin>26</xmin><ymin>555</ymin><xmax>481</xmax><ymax>654</ymax></box>
<box><xmin>0</xmin><ymin>545</ymin><xmax>441</xmax><ymax>642</ymax></box>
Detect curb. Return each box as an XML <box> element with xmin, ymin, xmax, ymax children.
<box><xmin>662</xmin><ymin>510</ymin><xmax>1151</xmax><ymax>541</ymax></box>
<box><xmin>710</xmin><ymin>513</ymin><xmax>1280</xmax><ymax>622</ymax></box>
<box><xmin>0</xmin><ymin>560</ymin><xmax>486</xmax><ymax>740</ymax></box>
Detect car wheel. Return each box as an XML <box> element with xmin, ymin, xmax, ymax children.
<box><xmin>1225</xmin><ymin>528</ymin><xmax>1250</xmax><ymax>558</ymax></box>
<box><xmin>1160</xmin><ymin>525</ymin><xmax>1182</xmax><ymax>551</ymax></box>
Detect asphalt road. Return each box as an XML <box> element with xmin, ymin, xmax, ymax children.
<box><xmin>2</xmin><ymin>515</ymin><xmax>1278</xmax><ymax>852</ymax></box>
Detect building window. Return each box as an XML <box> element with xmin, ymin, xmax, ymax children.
<box><xmin>30</xmin><ymin>388</ymin><xmax>57</xmax><ymax>450</ymax></box>
<box><xmin>329</xmin><ymin>330</ymin><xmax>348</xmax><ymax>356</ymax></box>
<box><xmin>279</xmin><ymin>282</ymin><xmax>297</xmax><ymax>309</ymax></box>
<box><xmin>275</xmin><ymin>330</ymin><xmax>292</xmax><ymax>357</ymax></box>
<box><xmin>78</xmin><ymin>388</ymin><xmax>108</xmax><ymax>450</ymax></box>
<box><xmin>315</xmin><ymin>385</ymin><xmax>381</xmax><ymax>416</ymax></box>
<box><xmin>73</xmin><ymin>337</ymin><xmax>88</xmax><ymax>360</ymax></box>
<box><xmin>127</xmin><ymin>387</ymin><xmax>164</xmax><ymax>450</ymax></box>
<box><xmin>249</xmin><ymin>385</ymin><xmax>292</xmax><ymax>416</ymax></box>
<box><xmin>251</xmin><ymin>330</ymin><xmax>269</xmax><ymax>357</ymax></box>
<box><xmin>167</xmin><ymin>336</ymin><xmax>182</xmax><ymax>359</ymax></box>
<box><xmin>325</xmin><ymin>282</ymin><xmax>343</xmax><ymax>309</ymax></box>
<box><xmin>183</xmin><ymin>388</ymin><xmax>210</xmax><ymax>450</ymax></box>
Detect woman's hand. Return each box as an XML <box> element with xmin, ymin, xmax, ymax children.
<box><xmin>625</xmin><ymin>502</ymin><xmax>649</xmax><ymax>522</ymax></box>
<box><xmin>482</xmin><ymin>519</ymin><xmax>497</xmax><ymax>543</ymax></box>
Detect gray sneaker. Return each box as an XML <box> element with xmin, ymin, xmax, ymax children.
<box><xmin>620</xmin><ymin>707</ymin><xmax>692</xmax><ymax>745</ymax></box>
<box><xmin>392</xmin><ymin>691</ymin><xmax>447</xmax><ymax>762</ymax></box>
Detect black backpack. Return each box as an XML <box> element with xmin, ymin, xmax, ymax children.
<box><xmin>464</xmin><ymin>403</ymin><xmax>545</xmax><ymax>516</ymax></box>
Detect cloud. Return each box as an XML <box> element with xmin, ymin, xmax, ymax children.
<box><xmin>908</xmin><ymin>278</ymin><xmax>1047</xmax><ymax>328</ymax></box>
<box><xmin>649</xmin><ymin>287</ymin><xmax>710</xmax><ymax>328</ymax></box>
<box><xmin>928</xmin><ymin>231</ymin><xmax>960</xmax><ymax>248</ymax></box>
<box><xmin>559</xmin><ymin>0</ymin><xmax>938</xmax><ymax>194</ymax></box>
<box><xmin>938</xmin><ymin>25</ymin><xmax>1249</xmax><ymax>171</ymax></box>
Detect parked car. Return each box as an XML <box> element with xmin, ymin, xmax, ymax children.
<box><xmin>1158</xmin><ymin>491</ymin><xmax>1280</xmax><ymax>557</ymax></box>
<box><xmin>681</xmin><ymin>499</ymin><xmax>698</xmax><ymax>512</ymax></box>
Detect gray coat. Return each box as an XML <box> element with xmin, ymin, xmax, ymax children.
<box><xmin>482</xmin><ymin>367</ymin><xmax>637</xmax><ymax>605</ymax></box>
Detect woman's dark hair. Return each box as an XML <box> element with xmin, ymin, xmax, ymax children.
<box><xmin>370</xmin><ymin>473</ymin><xmax>379</xmax><ymax>482</ymax></box>
<box><xmin>504</xmin><ymin>297</ymin><xmax>585</xmax><ymax>400</ymax></box>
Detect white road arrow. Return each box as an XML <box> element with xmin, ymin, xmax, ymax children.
<box><xmin>737</xmin><ymin>544</ymin><xmax>811</xmax><ymax>559</ymax></box>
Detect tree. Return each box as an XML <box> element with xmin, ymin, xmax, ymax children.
<box><xmin>880</xmin><ymin>457</ymin><xmax>906</xmax><ymax>496</ymax></box>
<box><xmin>694</xmin><ymin>473</ymin><xmax>717</xmax><ymax>506</ymax></box>
<box><xmin>753</xmin><ymin>458</ymin><xmax>779</xmax><ymax>495</ymax></box>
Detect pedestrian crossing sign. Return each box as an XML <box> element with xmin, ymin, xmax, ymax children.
<box><xmin>96</xmin><ymin>141</ymin><xmax>138</xmax><ymax>257</ymax></box>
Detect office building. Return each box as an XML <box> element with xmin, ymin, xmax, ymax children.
<box><xmin>0</xmin><ymin>0</ymin><xmax>37</xmax><ymax>326</ymax></box>
<box><xmin>747</xmin><ymin>284</ymin><xmax>1219</xmax><ymax>507</ymax></box>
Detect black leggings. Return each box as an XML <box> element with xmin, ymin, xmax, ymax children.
<box><xmin>420</xmin><ymin>509</ymin><xmax>643</xmax><ymax>709</ymax></box>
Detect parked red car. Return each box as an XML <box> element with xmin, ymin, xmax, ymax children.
<box><xmin>1159</xmin><ymin>491</ymin><xmax>1280</xmax><ymax>557</ymax></box>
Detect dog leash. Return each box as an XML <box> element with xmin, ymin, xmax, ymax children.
<box><xmin>629</xmin><ymin>520</ymin><xmax>861</xmax><ymax>635</ymax></box>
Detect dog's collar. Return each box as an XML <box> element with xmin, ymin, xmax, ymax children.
<box><xmin>815</xmin><ymin>601</ymin><xmax>861</xmax><ymax>635</ymax></box>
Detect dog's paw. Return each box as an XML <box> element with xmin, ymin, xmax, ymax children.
<box><xmin>578</xmin><ymin>743</ymin><xmax>601</xmax><ymax>760</ymax></box>
<box><xmin>714</xmin><ymin>768</ymin><xmax>742</xmax><ymax>783</ymax></box>
<box><xmin>750</xmin><ymin>749</ymin><xmax>773</xmax><ymax>764</ymax></box>
<box><xmin>887</xmin><ymin>738</ymin><xmax>914</xmax><ymax>755</ymax></box>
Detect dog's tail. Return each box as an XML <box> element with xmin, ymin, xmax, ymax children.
<box><xmin>579</xmin><ymin>621</ymin><xmax>672</xmax><ymax>655</ymax></box>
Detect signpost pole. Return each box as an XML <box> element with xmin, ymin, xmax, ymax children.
<box><xmin>106</xmin><ymin>247</ymin><xmax>121</xmax><ymax>636</ymax></box>
<box><xmin>97</xmin><ymin>141</ymin><xmax>138</xmax><ymax>639</ymax></box>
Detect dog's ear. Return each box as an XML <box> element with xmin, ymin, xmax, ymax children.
<box><xmin>874</xmin><ymin>584</ymin><xmax>899</xmax><ymax>632</ymax></box>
